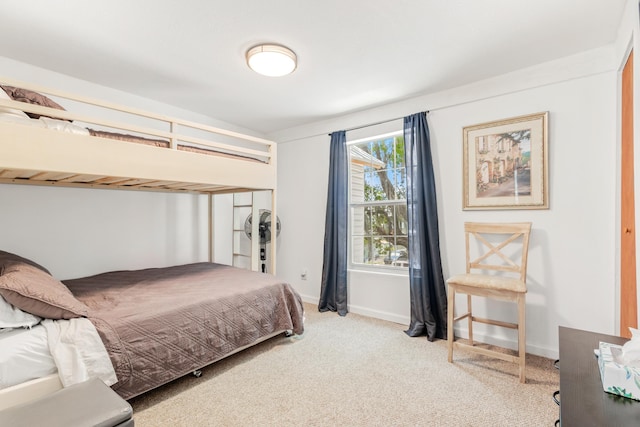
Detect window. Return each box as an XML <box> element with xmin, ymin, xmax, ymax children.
<box><xmin>349</xmin><ymin>132</ymin><xmax>407</xmax><ymax>268</ymax></box>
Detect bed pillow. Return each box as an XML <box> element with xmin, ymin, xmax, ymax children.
<box><xmin>0</xmin><ymin>86</ymin><xmax>29</xmax><ymax>119</ymax></box>
<box><xmin>0</xmin><ymin>85</ymin><xmax>68</xmax><ymax>121</ymax></box>
<box><xmin>0</xmin><ymin>293</ymin><xmax>41</xmax><ymax>330</ymax></box>
<box><xmin>0</xmin><ymin>260</ymin><xmax>88</xmax><ymax>320</ymax></box>
<box><xmin>0</xmin><ymin>250</ymin><xmax>52</xmax><ymax>276</ymax></box>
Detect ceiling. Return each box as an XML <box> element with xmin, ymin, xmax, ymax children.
<box><xmin>0</xmin><ymin>0</ymin><xmax>628</xmax><ymax>135</ymax></box>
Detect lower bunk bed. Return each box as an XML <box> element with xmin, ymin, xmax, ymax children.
<box><xmin>0</xmin><ymin>250</ymin><xmax>305</xmax><ymax>410</ymax></box>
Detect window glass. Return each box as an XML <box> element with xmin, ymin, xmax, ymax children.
<box><xmin>349</xmin><ymin>133</ymin><xmax>407</xmax><ymax>268</ymax></box>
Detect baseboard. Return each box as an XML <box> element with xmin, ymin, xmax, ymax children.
<box><xmin>299</xmin><ymin>294</ymin><xmax>557</xmax><ymax>358</ymax></box>
<box><xmin>298</xmin><ymin>294</ymin><xmax>409</xmax><ymax>325</ymax></box>
<box><xmin>299</xmin><ymin>294</ymin><xmax>318</xmax><ymax>306</ymax></box>
<box><xmin>347</xmin><ymin>304</ymin><xmax>410</xmax><ymax>325</ymax></box>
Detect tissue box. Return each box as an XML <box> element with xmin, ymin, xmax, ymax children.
<box><xmin>598</xmin><ymin>341</ymin><xmax>640</xmax><ymax>401</ymax></box>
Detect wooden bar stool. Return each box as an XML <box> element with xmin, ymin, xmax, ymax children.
<box><xmin>446</xmin><ymin>222</ymin><xmax>532</xmax><ymax>383</ymax></box>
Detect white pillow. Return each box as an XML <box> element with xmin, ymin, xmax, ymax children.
<box><xmin>39</xmin><ymin>116</ymin><xmax>89</xmax><ymax>135</ymax></box>
<box><xmin>0</xmin><ymin>87</ymin><xmax>29</xmax><ymax>119</ymax></box>
<box><xmin>0</xmin><ymin>294</ymin><xmax>42</xmax><ymax>330</ymax></box>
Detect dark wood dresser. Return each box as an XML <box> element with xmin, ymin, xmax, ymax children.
<box><xmin>558</xmin><ymin>326</ymin><xmax>640</xmax><ymax>426</ymax></box>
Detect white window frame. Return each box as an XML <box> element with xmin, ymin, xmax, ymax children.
<box><xmin>347</xmin><ymin>130</ymin><xmax>407</xmax><ymax>271</ymax></box>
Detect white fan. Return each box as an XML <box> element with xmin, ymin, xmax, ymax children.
<box><xmin>244</xmin><ymin>210</ymin><xmax>281</xmax><ymax>272</ymax></box>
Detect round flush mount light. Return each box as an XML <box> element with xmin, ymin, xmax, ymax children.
<box><xmin>246</xmin><ymin>44</ymin><xmax>297</xmax><ymax>77</ymax></box>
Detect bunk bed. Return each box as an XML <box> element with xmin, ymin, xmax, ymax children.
<box><xmin>0</xmin><ymin>77</ymin><xmax>304</xmax><ymax>409</ymax></box>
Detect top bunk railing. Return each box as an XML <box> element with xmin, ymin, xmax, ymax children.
<box><xmin>0</xmin><ymin>77</ymin><xmax>275</xmax><ymax>164</ymax></box>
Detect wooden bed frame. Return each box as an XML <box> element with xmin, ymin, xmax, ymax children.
<box><xmin>0</xmin><ymin>76</ymin><xmax>277</xmax><ymax>270</ymax></box>
<box><xmin>0</xmin><ymin>77</ymin><xmax>283</xmax><ymax>409</ymax></box>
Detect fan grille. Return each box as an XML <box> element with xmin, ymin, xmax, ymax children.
<box><xmin>244</xmin><ymin>209</ymin><xmax>281</xmax><ymax>243</ymax></box>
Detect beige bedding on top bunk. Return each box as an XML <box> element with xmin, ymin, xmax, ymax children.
<box><xmin>86</xmin><ymin>128</ymin><xmax>264</xmax><ymax>162</ymax></box>
<box><xmin>0</xmin><ymin>84</ymin><xmax>267</xmax><ymax>163</ymax></box>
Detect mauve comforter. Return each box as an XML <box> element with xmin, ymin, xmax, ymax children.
<box><xmin>63</xmin><ymin>262</ymin><xmax>304</xmax><ymax>400</ymax></box>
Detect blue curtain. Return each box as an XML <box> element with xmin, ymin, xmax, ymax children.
<box><xmin>403</xmin><ymin>112</ymin><xmax>447</xmax><ymax>341</ymax></box>
<box><xmin>318</xmin><ymin>130</ymin><xmax>348</xmax><ymax>316</ymax></box>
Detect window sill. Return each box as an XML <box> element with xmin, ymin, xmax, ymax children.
<box><xmin>348</xmin><ymin>266</ymin><xmax>409</xmax><ymax>278</ymax></box>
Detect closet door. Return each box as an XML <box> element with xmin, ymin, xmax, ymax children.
<box><xmin>621</xmin><ymin>50</ymin><xmax>637</xmax><ymax>338</ymax></box>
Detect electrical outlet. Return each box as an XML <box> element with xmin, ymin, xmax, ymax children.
<box><xmin>301</xmin><ymin>270</ymin><xmax>308</xmax><ymax>280</ymax></box>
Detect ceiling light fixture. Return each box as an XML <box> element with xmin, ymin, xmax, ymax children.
<box><xmin>246</xmin><ymin>44</ymin><xmax>297</xmax><ymax>77</ymax></box>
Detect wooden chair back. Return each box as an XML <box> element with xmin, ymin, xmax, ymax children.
<box><xmin>464</xmin><ymin>222</ymin><xmax>532</xmax><ymax>283</ymax></box>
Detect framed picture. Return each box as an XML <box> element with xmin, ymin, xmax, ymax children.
<box><xmin>463</xmin><ymin>112</ymin><xmax>548</xmax><ymax>210</ymax></box>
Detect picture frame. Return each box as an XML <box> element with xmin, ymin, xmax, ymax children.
<box><xmin>463</xmin><ymin>112</ymin><xmax>549</xmax><ymax>210</ymax></box>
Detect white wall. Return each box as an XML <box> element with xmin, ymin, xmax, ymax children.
<box><xmin>275</xmin><ymin>45</ymin><xmax>621</xmax><ymax>359</ymax></box>
<box><xmin>0</xmin><ymin>184</ymin><xmax>209</xmax><ymax>280</ymax></box>
<box><xmin>276</xmin><ymin>134</ymin><xmax>331</xmax><ymax>302</ymax></box>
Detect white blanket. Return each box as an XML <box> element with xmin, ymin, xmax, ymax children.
<box><xmin>41</xmin><ymin>318</ymin><xmax>117</xmax><ymax>388</ymax></box>
<box><xmin>0</xmin><ymin>113</ymin><xmax>90</xmax><ymax>135</ymax></box>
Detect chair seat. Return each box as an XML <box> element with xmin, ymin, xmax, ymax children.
<box><xmin>447</xmin><ymin>273</ymin><xmax>527</xmax><ymax>293</ymax></box>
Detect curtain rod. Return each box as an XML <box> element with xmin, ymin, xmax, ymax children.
<box><xmin>328</xmin><ymin>111</ymin><xmax>429</xmax><ymax>136</ymax></box>
<box><xmin>330</xmin><ymin>116</ymin><xmax>404</xmax><ymax>135</ymax></box>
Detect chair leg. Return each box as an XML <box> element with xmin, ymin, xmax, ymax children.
<box><xmin>467</xmin><ymin>294</ymin><xmax>473</xmax><ymax>346</ymax></box>
<box><xmin>447</xmin><ymin>285</ymin><xmax>455</xmax><ymax>363</ymax></box>
<box><xmin>518</xmin><ymin>293</ymin><xmax>526</xmax><ymax>383</ymax></box>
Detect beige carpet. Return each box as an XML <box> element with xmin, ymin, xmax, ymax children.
<box><xmin>130</xmin><ymin>303</ymin><xmax>559</xmax><ymax>426</ymax></box>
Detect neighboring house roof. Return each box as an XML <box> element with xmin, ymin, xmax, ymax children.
<box><xmin>350</xmin><ymin>146</ymin><xmax>386</xmax><ymax>169</ymax></box>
